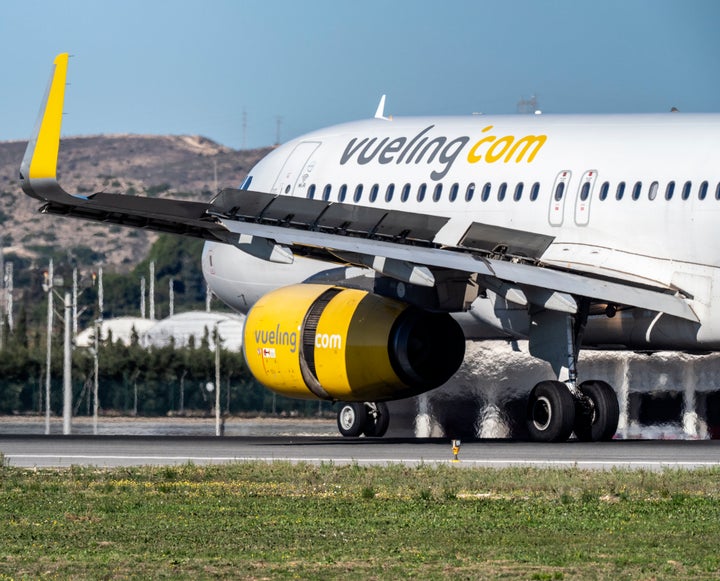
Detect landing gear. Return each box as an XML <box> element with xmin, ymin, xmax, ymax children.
<box><xmin>524</xmin><ymin>299</ymin><xmax>619</xmax><ymax>443</ymax></box>
<box><xmin>362</xmin><ymin>402</ymin><xmax>390</xmax><ymax>437</ymax></box>
<box><xmin>526</xmin><ymin>380</ymin><xmax>576</xmax><ymax>442</ymax></box>
<box><xmin>337</xmin><ymin>402</ymin><xmax>390</xmax><ymax>437</ymax></box>
<box><xmin>337</xmin><ymin>403</ymin><xmax>366</xmax><ymax>437</ymax></box>
<box><xmin>573</xmin><ymin>380</ymin><xmax>619</xmax><ymax>441</ymax></box>
<box><xmin>524</xmin><ymin>379</ymin><xmax>619</xmax><ymax>442</ymax></box>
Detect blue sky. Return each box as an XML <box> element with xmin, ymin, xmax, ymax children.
<box><xmin>1</xmin><ymin>0</ymin><xmax>719</xmax><ymax>149</ymax></box>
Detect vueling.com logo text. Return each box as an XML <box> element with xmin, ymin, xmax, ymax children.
<box><xmin>339</xmin><ymin>125</ymin><xmax>547</xmax><ymax>180</ymax></box>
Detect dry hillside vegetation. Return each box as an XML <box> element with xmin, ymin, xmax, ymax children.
<box><xmin>0</xmin><ymin>135</ymin><xmax>270</xmax><ymax>267</ymax></box>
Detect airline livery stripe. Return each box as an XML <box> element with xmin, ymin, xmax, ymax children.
<box><xmin>28</xmin><ymin>53</ymin><xmax>69</xmax><ymax>180</ymax></box>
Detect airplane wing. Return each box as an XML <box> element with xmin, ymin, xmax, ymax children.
<box><xmin>20</xmin><ymin>54</ymin><xmax>699</xmax><ymax>324</ymax></box>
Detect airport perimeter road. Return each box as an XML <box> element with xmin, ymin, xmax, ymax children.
<box><xmin>2</xmin><ymin>436</ymin><xmax>720</xmax><ymax>470</ymax></box>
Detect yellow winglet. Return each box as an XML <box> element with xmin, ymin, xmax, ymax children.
<box><xmin>20</xmin><ymin>53</ymin><xmax>69</xmax><ymax>198</ymax></box>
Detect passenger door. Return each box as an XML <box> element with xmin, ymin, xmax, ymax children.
<box><xmin>548</xmin><ymin>170</ymin><xmax>571</xmax><ymax>226</ymax></box>
<box><xmin>271</xmin><ymin>141</ymin><xmax>321</xmax><ymax>197</ymax></box>
<box><xmin>574</xmin><ymin>170</ymin><xmax>597</xmax><ymax>226</ymax></box>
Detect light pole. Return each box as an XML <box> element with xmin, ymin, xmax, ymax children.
<box><xmin>93</xmin><ymin>319</ymin><xmax>100</xmax><ymax>435</ymax></box>
<box><xmin>62</xmin><ymin>292</ymin><xmax>72</xmax><ymax>435</ymax></box>
<box><xmin>44</xmin><ymin>259</ymin><xmax>53</xmax><ymax>435</ymax></box>
<box><xmin>215</xmin><ymin>322</ymin><xmax>222</xmax><ymax>436</ymax></box>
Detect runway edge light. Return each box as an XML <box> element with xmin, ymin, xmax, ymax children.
<box><xmin>451</xmin><ymin>440</ymin><xmax>461</xmax><ymax>462</ymax></box>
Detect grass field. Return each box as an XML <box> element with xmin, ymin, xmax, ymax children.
<box><xmin>1</xmin><ymin>459</ymin><xmax>719</xmax><ymax>579</ymax></box>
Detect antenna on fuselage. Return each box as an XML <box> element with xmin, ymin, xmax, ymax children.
<box><xmin>374</xmin><ymin>94</ymin><xmax>391</xmax><ymax>120</ymax></box>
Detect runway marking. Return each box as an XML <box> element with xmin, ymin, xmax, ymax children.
<box><xmin>5</xmin><ymin>454</ymin><xmax>720</xmax><ymax>469</ymax></box>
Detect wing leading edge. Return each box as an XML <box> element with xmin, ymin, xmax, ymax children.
<box><xmin>20</xmin><ymin>54</ymin><xmax>699</xmax><ymax>324</ymax></box>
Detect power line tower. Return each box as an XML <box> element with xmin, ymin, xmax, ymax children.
<box><xmin>517</xmin><ymin>95</ymin><xmax>539</xmax><ymax>114</ymax></box>
<box><xmin>242</xmin><ymin>108</ymin><xmax>247</xmax><ymax>150</ymax></box>
<box><xmin>275</xmin><ymin>116</ymin><xmax>283</xmax><ymax>146</ymax></box>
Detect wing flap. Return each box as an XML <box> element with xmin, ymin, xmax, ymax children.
<box><xmin>210</xmin><ymin>188</ymin><xmax>449</xmax><ymax>243</ymax></box>
<box><xmin>459</xmin><ymin>222</ymin><xmax>554</xmax><ymax>259</ymax></box>
<box><xmin>218</xmin><ymin>217</ymin><xmax>698</xmax><ymax>323</ymax></box>
<box><xmin>40</xmin><ymin>192</ymin><xmax>224</xmax><ymax>240</ymax></box>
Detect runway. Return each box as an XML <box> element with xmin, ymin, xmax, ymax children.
<box><xmin>2</xmin><ymin>436</ymin><xmax>720</xmax><ymax>470</ymax></box>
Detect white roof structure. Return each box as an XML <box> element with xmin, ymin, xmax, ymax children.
<box><xmin>75</xmin><ymin>317</ymin><xmax>156</xmax><ymax>348</ymax></box>
<box><xmin>142</xmin><ymin>311</ymin><xmax>246</xmax><ymax>351</ymax></box>
<box><xmin>76</xmin><ymin>311</ymin><xmax>246</xmax><ymax>351</ymax></box>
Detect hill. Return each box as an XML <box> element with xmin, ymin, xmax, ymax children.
<box><xmin>0</xmin><ymin>135</ymin><xmax>271</xmax><ymax>268</ymax></box>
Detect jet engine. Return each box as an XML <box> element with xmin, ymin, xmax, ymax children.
<box><xmin>243</xmin><ymin>284</ymin><xmax>465</xmax><ymax>402</ymax></box>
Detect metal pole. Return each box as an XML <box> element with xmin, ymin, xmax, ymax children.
<box><xmin>5</xmin><ymin>261</ymin><xmax>13</xmax><ymax>332</ymax></box>
<box><xmin>63</xmin><ymin>292</ymin><xmax>72</xmax><ymax>435</ymax></box>
<box><xmin>45</xmin><ymin>259</ymin><xmax>53</xmax><ymax>435</ymax></box>
<box><xmin>169</xmin><ymin>278</ymin><xmax>174</xmax><ymax>317</ymax></box>
<box><xmin>72</xmin><ymin>267</ymin><xmax>78</xmax><ymax>339</ymax></box>
<box><xmin>98</xmin><ymin>266</ymin><xmax>104</xmax><ymax>321</ymax></box>
<box><xmin>140</xmin><ymin>277</ymin><xmax>146</xmax><ymax>318</ymax></box>
<box><xmin>215</xmin><ymin>323</ymin><xmax>221</xmax><ymax>436</ymax></box>
<box><xmin>93</xmin><ymin>319</ymin><xmax>99</xmax><ymax>435</ymax></box>
<box><xmin>149</xmin><ymin>261</ymin><xmax>155</xmax><ymax>320</ymax></box>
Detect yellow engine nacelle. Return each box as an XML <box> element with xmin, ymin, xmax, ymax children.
<box><xmin>243</xmin><ymin>284</ymin><xmax>465</xmax><ymax>402</ymax></box>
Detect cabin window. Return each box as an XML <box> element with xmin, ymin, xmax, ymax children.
<box><xmin>514</xmin><ymin>183</ymin><xmax>524</xmax><ymax>201</ymax></box>
<box><xmin>465</xmin><ymin>183</ymin><xmax>476</xmax><ymax>202</ymax></box>
<box><xmin>481</xmin><ymin>182</ymin><xmax>491</xmax><ymax>202</ymax></box>
<box><xmin>699</xmin><ymin>181</ymin><xmax>708</xmax><ymax>200</ymax></box>
<box><xmin>307</xmin><ymin>184</ymin><xmax>316</xmax><ymax>199</ymax></box>
<box><xmin>716</xmin><ymin>182</ymin><xmax>720</xmax><ymax>200</ymax></box>
<box><xmin>497</xmin><ymin>183</ymin><xmax>507</xmax><ymax>202</ymax></box>
<box><xmin>432</xmin><ymin>183</ymin><xmax>443</xmax><ymax>202</ymax></box>
<box><xmin>401</xmin><ymin>183</ymin><xmax>411</xmax><ymax>202</ymax></box>
<box><xmin>385</xmin><ymin>184</ymin><xmax>395</xmax><ymax>203</ymax></box>
<box><xmin>599</xmin><ymin>181</ymin><xmax>609</xmax><ymax>200</ymax></box>
<box><xmin>417</xmin><ymin>183</ymin><xmax>427</xmax><ymax>202</ymax></box>
<box><xmin>665</xmin><ymin>181</ymin><xmax>675</xmax><ymax>200</ymax></box>
<box><xmin>681</xmin><ymin>181</ymin><xmax>692</xmax><ymax>200</ymax></box>
<box><xmin>530</xmin><ymin>182</ymin><xmax>540</xmax><ymax>201</ymax></box>
<box><xmin>648</xmin><ymin>181</ymin><xmax>658</xmax><ymax>201</ymax></box>
<box><xmin>554</xmin><ymin>181</ymin><xmax>565</xmax><ymax>202</ymax></box>
<box><xmin>449</xmin><ymin>183</ymin><xmax>459</xmax><ymax>202</ymax></box>
<box><xmin>615</xmin><ymin>182</ymin><xmax>625</xmax><ymax>201</ymax></box>
<box><xmin>353</xmin><ymin>184</ymin><xmax>363</xmax><ymax>202</ymax></box>
<box><xmin>579</xmin><ymin>182</ymin><xmax>591</xmax><ymax>201</ymax></box>
<box><xmin>631</xmin><ymin>181</ymin><xmax>641</xmax><ymax>201</ymax></box>
<box><xmin>338</xmin><ymin>184</ymin><xmax>347</xmax><ymax>202</ymax></box>
<box><xmin>369</xmin><ymin>184</ymin><xmax>379</xmax><ymax>203</ymax></box>
<box><xmin>322</xmin><ymin>184</ymin><xmax>332</xmax><ymax>201</ymax></box>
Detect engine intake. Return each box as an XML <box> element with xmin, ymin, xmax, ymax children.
<box><xmin>243</xmin><ymin>284</ymin><xmax>465</xmax><ymax>402</ymax></box>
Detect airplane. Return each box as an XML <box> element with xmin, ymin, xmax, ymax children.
<box><xmin>19</xmin><ymin>53</ymin><xmax>720</xmax><ymax>442</ymax></box>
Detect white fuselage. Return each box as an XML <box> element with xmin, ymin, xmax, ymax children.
<box><xmin>203</xmin><ymin>113</ymin><xmax>720</xmax><ymax>349</ymax></box>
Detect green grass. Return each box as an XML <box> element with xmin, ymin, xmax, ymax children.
<box><xmin>1</xmin><ymin>462</ymin><xmax>720</xmax><ymax>579</ymax></box>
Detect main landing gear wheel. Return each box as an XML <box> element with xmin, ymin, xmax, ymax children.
<box><xmin>573</xmin><ymin>380</ymin><xmax>620</xmax><ymax>442</ymax></box>
<box><xmin>337</xmin><ymin>402</ymin><xmax>390</xmax><ymax>437</ymax></box>
<box><xmin>526</xmin><ymin>380</ymin><xmax>576</xmax><ymax>443</ymax></box>
<box><xmin>362</xmin><ymin>402</ymin><xmax>390</xmax><ymax>437</ymax></box>
<box><xmin>337</xmin><ymin>403</ymin><xmax>367</xmax><ymax>437</ymax></box>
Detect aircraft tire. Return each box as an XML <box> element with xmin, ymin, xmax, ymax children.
<box><xmin>362</xmin><ymin>402</ymin><xmax>390</xmax><ymax>437</ymax></box>
<box><xmin>337</xmin><ymin>402</ymin><xmax>367</xmax><ymax>437</ymax></box>
<box><xmin>526</xmin><ymin>380</ymin><xmax>576</xmax><ymax>442</ymax></box>
<box><xmin>573</xmin><ymin>380</ymin><xmax>620</xmax><ymax>441</ymax></box>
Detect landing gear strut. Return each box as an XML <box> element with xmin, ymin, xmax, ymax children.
<box><xmin>337</xmin><ymin>402</ymin><xmax>390</xmax><ymax>437</ymax></box>
<box><xmin>525</xmin><ymin>301</ymin><xmax>619</xmax><ymax>442</ymax></box>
